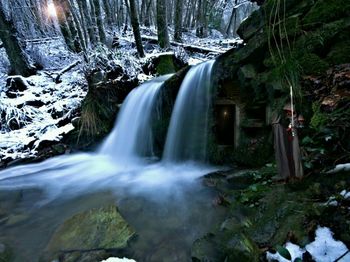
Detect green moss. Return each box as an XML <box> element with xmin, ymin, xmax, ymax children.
<box><xmin>297</xmin><ymin>53</ymin><xmax>329</xmax><ymax>75</ymax></box>
<box><xmin>310</xmin><ymin>102</ymin><xmax>327</xmax><ymax>130</ymax></box>
<box><xmin>0</xmin><ymin>245</ymin><xmax>13</xmax><ymax>262</ymax></box>
<box><xmin>303</xmin><ymin>0</ymin><xmax>350</xmax><ymax>26</ymax></box>
<box><xmin>155</xmin><ymin>55</ymin><xmax>176</xmax><ymax>75</ymax></box>
<box><xmin>45</xmin><ymin>205</ymin><xmax>135</xmax><ymax>255</ymax></box>
<box><xmin>273</xmin><ymin>15</ymin><xmax>301</xmax><ymax>40</ymax></box>
<box><xmin>326</xmin><ymin>41</ymin><xmax>350</xmax><ymax>65</ymax></box>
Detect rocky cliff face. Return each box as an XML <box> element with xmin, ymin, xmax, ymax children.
<box><xmin>212</xmin><ymin>0</ymin><xmax>350</xmax><ymax>168</ymax></box>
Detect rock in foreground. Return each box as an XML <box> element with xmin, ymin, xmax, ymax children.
<box><xmin>42</xmin><ymin>205</ymin><xmax>135</xmax><ymax>262</ymax></box>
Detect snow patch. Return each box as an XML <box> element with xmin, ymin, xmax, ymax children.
<box><xmin>306</xmin><ymin>227</ymin><xmax>349</xmax><ymax>262</ymax></box>
<box><xmin>327</xmin><ymin>163</ymin><xmax>350</xmax><ymax>174</ymax></box>
<box><xmin>100</xmin><ymin>258</ymin><xmax>136</xmax><ymax>262</ymax></box>
<box><xmin>266</xmin><ymin>227</ymin><xmax>350</xmax><ymax>262</ymax></box>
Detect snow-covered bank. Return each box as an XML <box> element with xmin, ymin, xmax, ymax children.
<box><xmin>0</xmin><ymin>69</ymin><xmax>87</xmax><ymax>162</ymax></box>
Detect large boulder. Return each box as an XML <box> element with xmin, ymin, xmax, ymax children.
<box><xmin>42</xmin><ymin>205</ymin><xmax>135</xmax><ymax>261</ymax></box>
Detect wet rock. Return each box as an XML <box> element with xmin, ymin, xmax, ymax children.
<box><xmin>191</xmin><ymin>234</ymin><xmax>225</xmax><ymax>262</ymax></box>
<box><xmin>43</xmin><ymin>205</ymin><xmax>135</xmax><ymax>261</ymax></box>
<box><xmin>4</xmin><ymin>213</ymin><xmax>30</xmax><ymax>227</ymax></box>
<box><xmin>0</xmin><ymin>243</ymin><xmax>13</xmax><ymax>262</ymax></box>
<box><xmin>54</xmin><ymin>250</ymin><xmax>109</xmax><ymax>262</ymax></box>
<box><xmin>71</xmin><ymin>117</ymin><xmax>81</xmax><ymax>128</ymax></box>
<box><xmin>237</xmin><ymin>9</ymin><xmax>264</xmax><ymax>41</ymax></box>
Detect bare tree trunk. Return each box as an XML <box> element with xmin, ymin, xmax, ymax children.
<box><xmin>76</xmin><ymin>0</ymin><xmax>90</xmax><ymax>46</ymax></box>
<box><xmin>89</xmin><ymin>0</ymin><xmax>100</xmax><ymax>42</ymax></box>
<box><xmin>80</xmin><ymin>0</ymin><xmax>97</xmax><ymax>45</ymax></box>
<box><xmin>0</xmin><ymin>6</ymin><xmax>35</xmax><ymax>76</ymax></box>
<box><xmin>102</xmin><ymin>0</ymin><xmax>114</xmax><ymax>27</ymax></box>
<box><xmin>174</xmin><ymin>0</ymin><xmax>183</xmax><ymax>42</ymax></box>
<box><xmin>128</xmin><ymin>0</ymin><xmax>145</xmax><ymax>57</ymax></box>
<box><xmin>68</xmin><ymin>0</ymin><xmax>86</xmax><ymax>51</ymax></box>
<box><xmin>92</xmin><ymin>0</ymin><xmax>107</xmax><ymax>44</ymax></box>
<box><xmin>53</xmin><ymin>0</ymin><xmax>77</xmax><ymax>51</ymax></box>
<box><xmin>156</xmin><ymin>0</ymin><xmax>170</xmax><ymax>48</ymax></box>
<box><xmin>123</xmin><ymin>0</ymin><xmax>130</xmax><ymax>33</ymax></box>
<box><xmin>144</xmin><ymin>0</ymin><xmax>153</xmax><ymax>27</ymax></box>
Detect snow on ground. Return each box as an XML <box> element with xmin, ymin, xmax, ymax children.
<box><xmin>0</xmin><ymin>67</ymin><xmax>87</xmax><ymax>162</ymax></box>
<box><xmin>266</xmin><ymin>227</ymin><xmax>350</xmax><ymax>262</ymax></box>
<box><xmin>100</xmin><ymin>258</ymin><xmax>136</xmax><ymax>262</ymax></box>
<box><xmin>0</xmin><ymin>40</ymin><xmax>87</xmax><ymax>162</ymax></box>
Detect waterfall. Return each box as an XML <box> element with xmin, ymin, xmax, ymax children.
<box><xmin>162</xmin><ymin>60</ymin><xmax>215</xmax><ymax>163</ymax></box>
<box><xmin>99</xmin><ymin>74</ymin><xmax>171</xmax><ymax>160</ymax></box>
<box><xmin>0</xmin><ymin>63</ymin><xmax>219</xmax><ymax>202</ymax></box>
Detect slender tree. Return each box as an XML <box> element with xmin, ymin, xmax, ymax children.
<box><xmin>68</xmin><ymin>0</ymin><xmax>86</xmax><ymax>51</ymax></box>
<box><xmin>174</xmin><ymin>0</ymin><xmax>183</xmax><ymax>42</ymax></box>
<box><xmin>102</xmin><ymin>0</ymin><xmax>114</xmax><ymax>27</ymax></box>
<box><xmin>128</xmin><ymin>0</ymin><xmax>145</xmax><ymax>57</ymax></box>
<box><xmin>156</xmin><ymin>0</ymin><xmax>170</xmax><ymax>48</ymax></box>
<box><xmin>92</xmin><ymin>0</ymin><xmax>107</xmax><ymax>44</ymax></box>
<box><xmin>53</xmin><ymin>0</ymin><xmax>81</xmax><ymax>52</ymax></box>
<box><xmin>0</xmin><ymin>5</ymin><xmax>35</xmax><ymax>76</ymax></box>
<box><xmin>78</xmin><ymin>0</ymin><xmax>97</xmax><ymax>45</ymax></box>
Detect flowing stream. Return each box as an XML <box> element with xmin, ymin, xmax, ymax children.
<box><xmin>0</xmin><ymin>61</ymin><xmax>224</xmax><ymax>262</ymax></box>
<box><xmin>163</xmin><ymin>60</ymin><xmax>215</xmax><ymax>162</ymax></box>
<box><xmin>100</xmin><ymin>74</ymin><xmax>172</xmax><ymax>160</ymax></box>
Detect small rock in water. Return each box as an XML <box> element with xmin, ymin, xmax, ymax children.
<box><xmin>0</xmin><ymin>243</ymin><xmax>5</xmax><ymax>253</ymax></box>
<box><xmin>5</xmin><ymin>213</ymin><xmax>30</xmax><ymax>226</ymax></box>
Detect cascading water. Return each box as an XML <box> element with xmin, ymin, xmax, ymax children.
<box><xmin>0</xmin><ymin>61</ymin><xmax>221</xmax><ymax>262</ymax></box>
<box><xmin>100</xmin><ymin>74</ymin><xmax>171</xmax><ymax>161</ymax></box>
<box><xmin>162</xmin><ymin>60</ymin><xmax>215</xmax><ymax>163</ymax></box>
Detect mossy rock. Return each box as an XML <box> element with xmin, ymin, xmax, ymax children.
<box><xmin>234</xmin><ymin>32</ymin><xmax>268</xmax><ymax>64</ymax></box>
<box><xmin>72</xmin><ymin>75</ymin><xmax>138</xmax><ymax>149</ymax></box>
<box><xmin>238</xmin><ymin>64</ymin><xmax>257</xmax><ymax>80</ymax></box>
<box><xmin>326</xmin><ymin>41</ymin><xmax>350</xmax><ymax>65</ymax></box>
<box><xmin>224</xmin><ymin>234</ymin><xmax>260</xmax><ymax>262</ymax></box>
<box><xmin>263</xmin><ymin>0</ymin><xmax>315</xmax><ymax>19</ymax></box>
<box><xmin>303</xmin><ymin>0</ymin><xmax>350</xmax><ymax>26</ymax></box>
<box><xmin>297</xmin><ymin>53</ymin><xmax>329</xmax><ymax>75</ymax></box>
<box><xmin>274</xmin><ymin>15</ymin><xmax>301</xmax><ymax>40</ymax></box>
<box><xmin>43</xmin><ymin>205</ymin><xmax>135</xmax><ymax>259</ymax></box>
<box><xmin>0</xmin><ymin>244</ymin><xmax>13</xmax><ymax>262</ymax></box>
<box><xmin>191</xmin><ymin>234</ymin><xmax>225</xmax><ymax>262</ymax></box>
<box><xmin>237</xmin><ymin>9</ymin><xmax>264</xmax><ymax>41</ymax></box>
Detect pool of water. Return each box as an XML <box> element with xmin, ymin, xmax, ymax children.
<box><xmin>0</xmin><ymin>156</ymin><xmax>227</xmax><ymax>261</ymax></box>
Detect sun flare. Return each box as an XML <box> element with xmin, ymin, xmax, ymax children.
<box><xmin>47</xmin><ymin>2</ymin><xmax>57</xmax><ymax>17</ymax></box>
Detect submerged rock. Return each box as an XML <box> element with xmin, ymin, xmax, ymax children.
<box><xmin>43</xmin><ymin>205</ymin><xmax>135</xmax><ymax>261</ymax></box>
<box><xmin>0</xmin><ymin>243</ymin><xmax>13</xmax><ymax>262</ymax></box>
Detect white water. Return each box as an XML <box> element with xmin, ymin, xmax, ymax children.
<box><xmin>0</xmin><ymin>63</ymin><xmax>218</xmax><ymax>201</ymax></box>
<box><xmin>163</xmin><ymin>60</ymin><xmax>215</xmax><ymax>163</ymax></box>
<box><xmin>100</xmin><ymin>74</ymin><xmax>171</xmax><ymax>161</ymax></box>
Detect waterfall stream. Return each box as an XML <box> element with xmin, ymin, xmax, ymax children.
<box><xmin>163</xmin><ymin>60</ymin><xmax>214</xmax><ymax>163</ymax></box>
<box><xmin>100</xmin><ymin>74</ymin><xmax>171</xmax><ymax>160</ymax></box>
